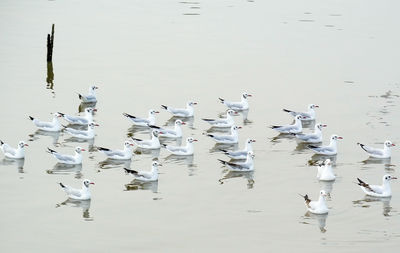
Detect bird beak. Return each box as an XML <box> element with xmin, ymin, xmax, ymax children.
<box><xmin>159</xmin><ymin>131</ymin><xmax>164</xmax><ymax>134</ymax></box>
<box><xmin>94</xmin><ymin>124</ymin><xmax>100</xmax><ymax>126</ymax></box>
<box><xmin>94</xmin><ymin>86</ymin><xmax>99</xmax><ymax>89</ymax></box>
<box><xmin>155</xmin><ymin>111</ymin><xmax>160</xmax><ymax>113</ymax></box>
<box><xmin>392</xmin><ymin>144</ymin><xmax>396</xmax><ymax>146</ymax></box>
<box><xmin>392</xmin><ymin>177</ymin><xmax>397</xmax><ymax>179</ymax></box>
<box><xmin>252</xmin><ymin>139</ymin><xmax>256</xmax><ymax>142</ymax></box>
<box><xmin>158</xmin><ymin>163</ymin><xmax>163</xmax><ymax>166</ymax></box>
<box><xmin>193</xmin><ymin>139</ymin><xmax>198</xmax><ymax>142</ymax></box>
<box><xmin>315</xmin><ymin>105</ymin><xmax>319</xmax><ymax>108</ymax></box>
<box><xmin>247</xmin><ymin>94</ymin><xmax>252</xmax><ymax>97</ymax></box>
<box><xmin>181</xmin><ymin>122</ymin><xmax>186</xmax><ymax>125</ymax></box>
<box><xmin>24</xmin><ymin>144</ymin><xmax>29</xmax><ymax>147</ymax></box>
<box><xmin>193</xmin><ymin>102</ymin><xmax>198</xmax><ymax>105</ymax></box>
<box><xmin>81</xmin><ymin>149</ymin><xmax>86</xmax><ymax>151</ymax></box>
<box><xmin>238</xmin><ymin>126</ymin><xmax>242</xmax><ymax>129</ymax></box>
<box><xmin>90</xmin><ymin>182</ymin><xmax>95</xmax><ymax>185</ymax></box>
<box><xmin>130</xmin><ymin>144</ymin><xmax>134</xmax><ymax>146</ymax></box>
<box><xmin>338</xmin><ymin>136</ymin><xmax>343</xmax><ymax>139</ymax></box>
<box><xmin>234</xmin><ymin>111</ymin><xmax>238</xmax><ymax>114</ymax></box>
<box><xmin>93</xmin><ymin>109</ymin><xmax>98</xmax><ymax>112</ymax></box>
<box><xmin>322</xmin><ymin>124</ymin><xmax>327</xmax><ymax>127</ymax></box>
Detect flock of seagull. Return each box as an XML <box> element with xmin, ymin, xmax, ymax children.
<box><xmin>0</xmin><ymin>85</ymin><xmax>397</xmax><ymax>214</ymax></box>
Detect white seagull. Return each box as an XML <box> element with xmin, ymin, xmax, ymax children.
<box><xmin>98</xmin><ymin>141</ymin><xmax>134</xmax><ymax>160</ymax></box>
<box><xmin>317</xmin><ymin>159</ymin><xmax>335</xmax><ymax>181</ymax></box>
<box><xmin>64</xmin><ymin>122</ymin><xmax>99</xmax><ymax>139</ymax></box>
<box><xmin>294</xmin><ymin>123</ymin><xmax>327</xmax><ymax>143</ymax></box>
<box><xmin>308</xmin><ymin>135</ymin><xmax>343</xmax><ymax>156</ymax></box>
<box><xmin>78</xmin><ymin>85</ymin><xmax>98</xmax><ymax>103</ymax></box>
<box><xmin>217</xmin><ymin>151</ymin><xmax>255</xmax><ymax>171</ymax></box>
<box><xmin>220</xmin><ymin>138</ymin><xmax>256</xmax><ymax>159</ymax></box>
<box><xmin>131</xmin><ymin>130</ymin><xmax>163</xmax><ymax>149</ymax></box>
<box><xmin>123</xmin><ymin>110</ymin><xmax>159</xmax><ymax>126</ymax></box>
<box><xmin>163</xmin><ymin>137</ymin><xmax>197</xmax><ymax>156</ymax></box>
<box><xmin>283</xmin><ymin>104</ymin><xmax>319</xmax><ymax>120</ymax></box>
<box><xmin>124</xmin><ymin>161</ymin><xmax>161</xmax><ymax>182</ymax></box>
<box><xmin>161</xmin><ymin>101</ymin><xmax>197</xmax><ymax>117</ymax></box>
<box><xmin>149</xmin><ymin>119</ymin><xmax>185</xmax><ymax>138</ymax></box>
<box><xmin>47</xmin><ymin>146</ymin><xmax>85</xmax><ymax>164</ymax></box>
<box><xmin>301</xmin><ymin>190</ymin><xmax>329</xmax><ymax>214</ymax></box>
<box><xmin>0</xmin><ymin>140</ymin><xmax>28</xmax><ymax>159</ymax></box>
<box><xmin>205</xmin><ymin>125</ymin><xmax>241</xmax><ymax>144</ymax></box>
<box><xmin>219</xmin><ymin>92</ymin><xmax>252</xmax><ymax>111</ymax></box>
<box><xmin>271</xmin><ymin>115</ymin><xmax>305</xmax><ymax>134</ymax></box>
<box><xmin>202</xmin><ymin>109</ymin><xmax>238</xmax><ymax>128</ymax></box>
<box><xmin>357</xmin><ymin>140</ymin><xmax>395</xmax><ymax>159</ymax></box>
<box><xmin>357</xmin><ymin>174</ymin><xmax>397</xmax><ymax>197</ymax></box>
<box><xmin>58</xmin><ymin>108</ymin><xmax>97</xmax><ymax>125</ymax></box>
<box><xmin>59</xmin><ymin>179</ymin><xmax>94</xmax><ymax>200</ymax></box>
<box><xmin>29</xmin><ymin>113</ymin><xmax>63</xmax><ymax>132</ymax></box>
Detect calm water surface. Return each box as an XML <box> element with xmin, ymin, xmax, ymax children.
<box><xmin>0</xmin><ymin>0</ymin><xmax>400</xmax><ymax>252</ymax></box>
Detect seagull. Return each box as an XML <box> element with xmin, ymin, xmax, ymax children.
<box><xmin>29</xmin><ymin>113</ymin><xmax>62</xmax><ymax>132</ymax></box>
<box><xmin>63</xmin><ymin>122</ymin><xmax>99</xmax><ymax>139</ymax></box>
<box><xmin>98</xmin><ymin>141</ymin><xmax>134</xmax><ymax>160</ymax></box>
<box><xmin>220</xmin><ymin>138</ymin><xmax>256</xmax><ymax>159</ymax></box>
<box><xmin>294</xmin><ymin>123</ymin><xmax>327</xmax><ymax>143</ymax></box>
<box><xmin>219</xmin><ymin>92</ymin><xmax>252</xmax><ymax>111</ymax></box>
<box><xmin>47</xmin><ymin>146</ymin><xmax>85</xmax><ymax>164</ymax></box>
<box><xmin>357</xmin><ymin>140</ymin><xmax>395</xmax><ymax>159</ymax></box>
<box><xmin>123</xmin><ymin>110</ymin><xmax>159</xmax><ymax>126</ymax></box>
<box><xmin>161</xmin><ymin>101</ymin><xmax>197</xmax><ymax>117</ymax></box>
<box><xmin>357</xmin><ymin>174</ymin><xmax>397</xmax><ymax>197</ymax></box>
<box><xmin>205</xmin><ymin>125</ymin><xmax>241</xmax><ymax>144</ymax></box>
<box><xmin>131</xmin><ymin>130</ymin><xmax>163</xmax><ymax>149</ymax></box>
<box><xmin>271</xmin><ymin>115</ymin><xmax>305</xmax><ymax>134</ymax></box>
<box><xmin>124</xmin><ymin>161</ymin><xmax>161</xmax><ymax>182</ymax></box>
<box><xmin>59</xmin><ymin>179</ymin><xmax>94</xmax><ymax>200</ymax></box>
<box><xmin>78</xmin><ymin>85</ymin><xmax>98</xmax><ymax>103</ymax></box>
<box><xmin>317</xmin><ymin>159</ymin><xmax>335</xmax><ymax>181</ymax></box>
<box><xmin>283</xmin><ymin>104</ymin><xmax>319</xmax><ymax>120</ymax></box>
<box><xmin>217</xmin><ymin>151</ymin><xmax>255</xmax><ymax>171</ymax></box>
<box><xmin>149</xmin><ymin>119</ymin><xmax>185</xmax><ymax>138</ymax></box>
<box><xmin>162</xmin><ymin>137</ymin><xmax>197</xmax><ymax>155</ymax></box>
<box><xmin>0</xmin><ymin>140</ymin><xmax>28</xmax><ymax>159</ymax></box>
<box><xmin>202</xmin><ymin>109</ymin><xmax>238</xmax><ymax>128</ymax></box>
<box><xmin>308</xmin><ymin>135</ymin><xmax>343</xmax><ymax>155</ymax></box>
<box><xmin>58</xmin><ymin>108</ymin><xmax>97</xmax><ymax>125</ymax></box>
<box><xmin>300</xmin><ymin>190</ymin><xmax>329</xmax><ymax>214</ymax></box>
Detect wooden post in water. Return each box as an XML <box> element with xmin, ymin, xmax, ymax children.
<box><xmin>46</xmin><ymin>24</ymin><xmax>55</xmax><ymax>91</ymax></box>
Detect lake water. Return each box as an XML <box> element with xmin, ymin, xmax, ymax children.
<box><xmin>1</xmin><ymin>0</ymin><xmax>400</xmax><ymax>252</ymax></box>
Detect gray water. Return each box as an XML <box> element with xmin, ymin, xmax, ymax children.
<box><xmin>1</xmin><ymin>0</ymin><xmax>400</xmax><ymax>252</ymax></box>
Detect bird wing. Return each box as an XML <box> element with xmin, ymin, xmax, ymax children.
<box><xmin>169</xmin><ymin>108</ymin><xmax>189</xmax><ymax>116</ymax></box>
<box><xmin>61</xmin><ymin>184</ymin><xmax>82</xmax><ymax>197</ymax></box>
<box><xmin>33</xmin><ymin>119</ymin><xmax>54</xmax><ymax>128</ymax></box>
<box><xmin>359</xmin><ymin>144</ymin><xmax>384</xmax><ymax>157</ymax></box>
<box><xmin>137</xmin><ymin>171</ymin><xmax>153</xmax><ymax>179</ymax></box>
<box><xmin>166</xmin><ymin>146</ymin><xmax>187</xmax><ymax>153</ymax></box>
<box><xmin>1</xmin><ymin>144</ymin><xmax>16</xmax><ymax>156</ymax></box>
<box><xmin>53</xmin><ymin>153</ymin><xmax>76</xmax><ymax>163</ymax></box>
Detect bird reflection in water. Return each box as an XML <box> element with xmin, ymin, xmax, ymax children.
<box><xmin>28</xmin><ymin>130</ymin><xmax>61</xmax><ymax>146</ymax></box>
<box><xmin>0</xmin><ymin>158</ymin><xmax>25</xmax><ymax>173</ymax></box>
<box><xmin>134</xmin><ymin>148</ymin><xmax>160</xmax><ymax>159</ymax></box>
<box><xmin>353</xmin><ymin>196</ymin><xmax>392</xmax><ymax>216</ymax></box>
<box><xmin>126</xmin><ymin>125</ymin><xmax>151</xmax><ymax>137</ymax></box>
<box><xmin>56</xmin><ymin>198</ymin><xmax>93</xmax><ymax>221</ymax></box>
<box><xmin>303</xmin><ymin>212</ymin><xmax>328</xmax><ymax>233</ymax></box>
<box><xmin>78</xmin><ymin>102</ymin><xmax>97</xmax><ymax>113</ymax></box>
<box><xmin>63</xmin><ymin>137</ymin><xmax>95</xmax><ymax>152</ymax></box>
<box><xmin>269</xmin><ymin>133</ymin><xmax>296</xmax><ymax>145</ymax></box>
<box><xmin>98</xmin><ymin>158</ymin><xmax>132</xmax><ymax>170</ymax></box>
<box><xmin>125</xmin><ymin>180</ymin><xmax>158</xmax><ymax>193</ymax></box>
<box><xmin>361</xmin><ymin>157</ymin><xmax>394</xmax><ymax>171</ymax></box>
<box><xmin>308</xmin><ymin>154</ymin><xmax>337</xmax><ymax>165</ymax></box>
<box><xmin>319</xmin><ymin>180</ymin><xmax>334</xmax><ymax>198</ymax></box>
<box><xmin>46</xmin><ymin>163</ymin><xmax>83</xmax><ymax>179</ymax></box>
<box><xmin>219</xmin><ymin>171</ymin><xmax>255</xmax><ymax>189</ymax></box>
<box><xmin>164</xmin><ymin>116</ymin><xmax>195</xmax><ymax>129</ymax></box>
<box><xmin>164</xmin><ymin>154</ymin><xmax>196</xmax><ymax>175</ymax></box>
<box><xmin>209</xmin><ymin>143</ymin><xmax>238</xmax><ymax>153</ymax></box>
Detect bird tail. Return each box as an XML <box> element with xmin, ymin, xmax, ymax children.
<box><xmin>148</xmin><ymin>125</ymin><xmax>161</xmax><ymax>129</ymax></box>
<box><xmin>283</xmin><ymin>109</ymin><xmax>293</xmax><ymax>113</ymax></box>
<box><xmin>218</xmin><ymin>98</ymin><xmax>225</xmax><ymax>104</ymax></box>
<box><xmin>28</xmin><ymin>116</ymin><xmax>34</xmax><ymax>121</ymax></box>
<box><xmin>124</xmin><ymin>168</ymin><xmax>138</xmax><ymax>175</ymax></box>
<box><xmin>219</xmin><ymin>149</ymin><xmax>228</xmax><ymax>153</ymax></box>
<box><xmin>0</xmin><ymin>140</ymin><xmax>3</xmax><ymax>145</ymax></box>
<box><xmin>161</xmin><ymin>144</ymin><xmax>167</xmax><ymax>148</ymax></box>
<box><xmin>217</xmin><ymin>159</ymin><xmax>227</xmax><ymax>165</ymax></box>
<box><xmin>77</xmin><ymin>93</ymin><xmax>83</xmax><ymax>100</ymax></box>
<box><xmin>202</xmin><ymin>118</ymin><xmax>214</xmax><ymax>122</ymax></box>
<box><xmin>47</xmin><ymin>147</ymin><xmax>56</xmax><ymax>154</ymax></box>
<box><xmin>271</xmin><ymin>125</ymin><xmax>281</xmax><ymax>129</ymax></box>
<box><xmin>123</xmin><ymin>112</ymin><xmax>135</xmax><ymax>119</ymax></box>
<box><xmin>57</xmin><ymin>112</ymin><xmax>65</xmax><ymax>117</ymax></box>
<box><xmin>161</xmin><ymin>105</ymin><xmax>168</xmax><ymax>110</ymax></box>
<box><xmin>59</xmin><ymin>182</ymin><xmax>66</xmax><ymax>188</ymax></box>
<box><xmin>98</xmin><ymin>147</ymin><xmax>110</xmax><ymax>152</ymax></box>
<box><xmin>131</xmin><ymin>137</ymin><xmax>142</xmax><ymax>142</ymax></box>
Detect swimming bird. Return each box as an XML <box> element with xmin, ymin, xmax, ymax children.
<box><xmin>301</xmin><ymin>190</ymin><xmax>329</xmax><ymax>214</ymax></box>
<box><xmin>294</xmin><ymin>123</ymin><xmax>327</xmax><ymax>143</ymax></box>
<box><xmin>29</xmin><ymin>113</ymin><xmax>62</xmax><ymax>132</ymax></box>
<box><xmin>317</xmin><ymin>159</ymin><xmax>335</xmax><ymax>181</ymax></box>
<box><xmin>271</xmin><ymin>115</ymin><xmax>305</xmax><ymax>134</ymax></box>
<box><xmin>0</xmin><ymin>140</ymin><xmax>28</xmax><ymax>159</ymax></box>
<box><xmin>308</xmin><ymin>135</ymin><xmax>343</xmax><ymax>155</ymax></box>
<box><xmin>59</xmin><ymin>179</ymin><xmax>94</xmax><ymax>200</ymax></box>
<box><xmin>205</xmin><ymin>125</ymin><xmax>241</xmax><ymax>144</ymax></box>
<box><xmin>202</xmin><ymin>109</ymin><xmax>238</xmax><ymax>128</ymax></box>
<box><xmin>124</xmin><ymin>161</ymin><xmax>161</xmax><ymax>182</ymax></box>
<box><xmin>220</xmin><ymin>138</ymin><xmax>255</xmax><ymax>159</ymax></box>
<box><xmin>58</xmin><ymin>108</ymin><xmax>97</xmax><ymax>125</ymax></box>
<box><xmin>357</xmin><ymin>140</ymin><xmax>395</xmax><ymax>159</ymax></box>
<box><xmin>123</xmin><ymin>110</ymin><xmax>159</xmax><ymax>126</ymax></box>
<box><xmin>78</xmin><ymin>85</ymin><xmax>98</xmax><ymax>103</ymax></box>
<box><xmin>219</xmin><ymin>92</ymin><xmax>252</xmax><ymax>111</ymax></box>
<box><xmin>64</xmin><ymin>122</ymin><xmax>99</xmax><ymax>139</ymax></box>
<box><xmin>161</xmin><ymin>101</ymin><xmax>197</xmax><ymax>117</ymax></box>
<box><xmin>217</xmin><ymin>151</ymin><xmax>255</xmax><ymax>171</ymax></box>
<box><xmin>357</xmin><ymin>174</ymin><xmax>397</xmax><ymax>198</ymax></box>
<box><xmin>131</xmin><ymin>130</ymin><xmax>163</xmax><ymax>149</ymax></box>
<box><xmin>283</xmin><ymin>104</ymin><xmax>319</xmax><ymax>120</ymax></box>
<box><xmin>162</xmin><ymin>137</ymin><xmax>197</xmax><ymax>155</ymax></box>
<box><xmin>47</xmin><ymin>146</ymin><xmax>85</xmax><ymax>164</ymax></box>
<box><xmin>98</xmin><ymin>141</ymin><xmax>134</xmax><ymax>160</ymax></box>
<box><xmin>149</xmin><ymin>119</ymin><xmax>185</xmax><ymax>138</ymax></box>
